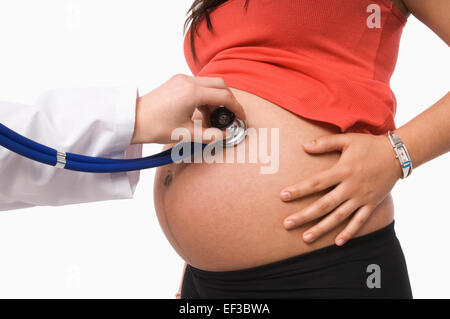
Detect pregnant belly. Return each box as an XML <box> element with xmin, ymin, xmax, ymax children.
<box><xmin>153</xmin><ymin>87</ymin><xmax>394</xmax><ymax>271</ymax></box>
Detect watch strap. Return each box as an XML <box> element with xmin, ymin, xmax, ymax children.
<box><xmin>387</xmin><ymin>130</ymin><xmax>413</xmax><ymax>179</ymax></box>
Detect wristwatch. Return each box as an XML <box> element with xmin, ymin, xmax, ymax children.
<box><xmin>387</xmin><ymin>130</ymin><xmax>413</xmax><ymax>179</ymax></box>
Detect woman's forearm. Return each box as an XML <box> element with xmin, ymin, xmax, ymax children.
<box><xmin>394</xmin><ymin>91</ymin><xmax>450</xmax><ymax>170</ymax></box>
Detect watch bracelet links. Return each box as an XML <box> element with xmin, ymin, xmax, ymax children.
<box><xmin>386</xmin><ymin>130</ymin><xmax>413</xmax><ymax>179</ymax></box>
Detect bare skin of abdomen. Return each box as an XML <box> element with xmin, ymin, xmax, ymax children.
<box><xmin>154</xmin><ymin>87</ymin><xmax>394</xmax><ymax>272</ymax></box>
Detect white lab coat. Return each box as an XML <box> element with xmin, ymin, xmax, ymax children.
<box><xmin>0</xmin><ymin>86</ymin><xmax>142</xmax><ymax>211</ymax></box>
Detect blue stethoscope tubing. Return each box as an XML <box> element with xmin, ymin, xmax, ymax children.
<box><xmin>0</xmin><ymin>122</ymin><xmax>206</xmax><ymax>173</ymax></box>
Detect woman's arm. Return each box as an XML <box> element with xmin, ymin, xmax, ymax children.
<box><xmin>280</xmin><ymin>94</ymin><xmax>449</xmax><ymax>246</ymax></box>
<box><xmin>279</xmin><ymin>0</ymin><xmax>450</xmax><ymax>245</ymax></box>
<box><xmin>403</xmin><ymin>0</ymin><xmax>450</xmax><ymax>45</ymax></box>
<box><xmin>396</xmin><ymin>92</ymin><xmax>450</xmax><ymax>169</ymax></box>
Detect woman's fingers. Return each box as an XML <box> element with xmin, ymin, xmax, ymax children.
<box><xmin>283</xmin><ymin>184</ymin><xmax>349</xmax><ymax>230</ymax></box>
<box><xmin>335</xmin><ymin>205</ymin><xmax>373</xmax><ymax>246</ymax></box>
<box><xmin>303</xmin><ymin>134</ymin><xmax>350</xmax><ymax>154</ymax></box>
<box><xmin>280</xmin><ymin>166</ymin><xmax>347</xmax><ymax>201</ymax></box>
<box><xmin>301</xmin><ymin>199</ymin><xmax>360</xmax><ymax>243</ymax></box>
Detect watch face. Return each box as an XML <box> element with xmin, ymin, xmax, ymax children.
<box><xmin>399</xmin><ymin>147</ymin><xmax>407</xmax><ymax>160</ymax></box>
<box><xmin>398</xmin><ymin>146</ymin><xmax>411</xmax><ymax>169</ymax></box>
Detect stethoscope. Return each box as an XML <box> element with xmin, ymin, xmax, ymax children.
<box><xmin>0</xmin><ymin>106</ymin><xmax>247</xmax><ymax>173</ymax></box>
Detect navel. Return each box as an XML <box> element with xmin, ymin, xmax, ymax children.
<box><xmin>164</xmin><ymin>170</ymin><xmax>173</xmax><ymax>187</ymax></box>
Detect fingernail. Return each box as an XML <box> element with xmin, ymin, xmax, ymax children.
<box><xmin>281</xmin><ymin>191</ymin><xmax>291</xmax><ymax>200</ymax></box>
<box><xmin>303</xmin><ymin>232</ymin><xmax>314</xmax><ymax>242</ymax></box>
<box><xmin>336</xmin><ymin>238</ymin><xmax>344</xmax><ymax>246</ymax></box>
<box><xmin>304</xmin><ymin>140</ymin><xmax>316</xmax><ymax>147</ymax></box>
<box><xmin>284</xmin><ymin>219</ymin><xmax>295</xmax><ymax>229</ymax></box>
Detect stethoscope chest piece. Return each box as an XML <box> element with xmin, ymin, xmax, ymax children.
<box><xmin>223</xmin><ymin>118</ymin><xmax>247</xmax><ymax>147</ymax></box>
<box><xmin>210</xmin><ymin>106</ymin><xmax>247</xmax><ymax>147</ymax></box>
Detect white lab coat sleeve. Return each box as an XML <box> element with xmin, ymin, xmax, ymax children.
<box><xmin>0</xmin><ymin>86</ymin><xmax>143</xmax><ymax>211</ymax></box>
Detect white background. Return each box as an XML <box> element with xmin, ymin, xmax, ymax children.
<box><xmin>0</xmin><ymin>0</ymin><xmax>448</xmax><ymax>298</ymax></box>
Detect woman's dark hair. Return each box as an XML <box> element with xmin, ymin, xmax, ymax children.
<box><xmin>183</xmin><ymin>0</ymin><xmax>249</xmax><ymax>64</ymax></box>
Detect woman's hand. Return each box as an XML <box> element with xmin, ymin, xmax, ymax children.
<box><xmin>131</xmin><ymin>74</ymin><xmax>246</xmax><ymax>144</ymax></box>
<box><xmin>280</xmin><ymin>132</ymin><xmax>403</xmax><ymax>246</ymax></box>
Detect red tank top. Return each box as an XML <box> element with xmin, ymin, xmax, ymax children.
<box><xmin>183</xmin><ymin>0</ymin><xmax>407</xmax><ymax>134</ymax></box>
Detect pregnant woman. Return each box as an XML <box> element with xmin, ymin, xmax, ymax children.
<box><xmin>153</xmin><ymin>0</ymin><xmax>450</xmax><ymax>298</ymax></box>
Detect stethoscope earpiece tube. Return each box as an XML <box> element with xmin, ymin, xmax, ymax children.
<box><xmin>0</xmin><ymin>105</ymin><xmax>247</xmax><ymax>173</ymax></box>
<box><xmin>0</xmin><ymin>122</ymin><xmax>206</xmax><ymax>173</ymax></box>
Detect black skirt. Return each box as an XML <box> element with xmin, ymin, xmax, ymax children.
<box><xmin>181</xmin><ymin>221</ymin><xmax>412</xmax><ymax>299</ymax></box>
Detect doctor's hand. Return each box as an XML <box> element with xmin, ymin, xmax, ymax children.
<box><xmin>131</xmin><ymin>74</ymin><xmax>245</xmax><ymax>144</ymax></box>
<box><xmin>280</xmin><ymin>132</ymin><xmax>402</xmax><ymax>246</ymax></box>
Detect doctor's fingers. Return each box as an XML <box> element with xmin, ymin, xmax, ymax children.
<box><xmin>193</xmin><ymin>86</ymin><xmax>246</xmax><ymax>121</ymax></box>
<box><xmin>172</xmin><ymin>74</ymin><xmax>246</xmax><ymax>120</ymax></box>
<box><xmin>196</xmin><ymin>105</ymin><xmax>213</xmax><ymax>127</ymax></box>
<box><xmin>173</xmin><ymin>74</ymin><xmax>228</xmax><ymax>90</ymax></box>
<box><xmin>188</xmin><ymin>75</ymin><xmax>228</xmax><ymax>89</ymax></box>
